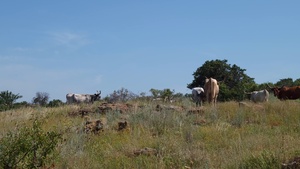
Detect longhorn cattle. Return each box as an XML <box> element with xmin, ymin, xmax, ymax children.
<box><xmin>191</xmin><ymin>87</ymin><xmax>205</xmax><ymax>106</ymax></box>
<box><xmin>268</xmin><ymin>85</ymin><xmax>300</xmax><ymax>100</ymax></box>
<box><xmin>204</xmin><ymin>77</ymin><xmax>219</xmax><ymax>105</ymax></box>
<box><xmin>244</xmin><ymin>89</ymin><xmax>269</xmax><ymax>103</ymax></box>
<box><xmin>66</xmin><ymin>91</ymin><xmax>101</xmax><ymax>104</ymax></box>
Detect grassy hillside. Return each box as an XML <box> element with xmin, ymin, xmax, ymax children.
<box><xmin>1</xmin><ymin>99</ymin><xmax>300</xmax><ymax>169</ymax></box>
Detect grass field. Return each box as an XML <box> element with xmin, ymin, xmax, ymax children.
<box><xmin>1</xmin><ymin>98</ymin><xmax>300</xmax><ymax>169</ymax></box>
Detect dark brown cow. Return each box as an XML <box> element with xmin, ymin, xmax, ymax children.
<box><xmin>268</xmin><ymin>85</ymin><xmax>300</xmax><ymax>100</ymax></box>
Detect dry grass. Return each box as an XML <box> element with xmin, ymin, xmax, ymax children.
<box><xmin>1</xmin><ymin>99</ymin><xmax>300</xmax><ymax>168</ymax></box>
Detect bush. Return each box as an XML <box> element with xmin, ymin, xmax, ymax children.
<box><xmin>47</xmin><ymin>99</ymin><xmax>64</xmax><ymax>107</ymax></box>
<box><xmin>0</xmin><ymin>120</ymin><xmax>61</xmax><ymax>169</ymax></box>
<box><xmin>107</xmin><ymin>88</ymin><xmax>137</xmax><ymax>103</ymax></box>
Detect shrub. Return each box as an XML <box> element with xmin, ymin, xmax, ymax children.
<box><xmin>0</xmin><ymin>119</ymin><xmax>61</xmax><ymax>169</ymax></box>
<box><xmin>107</xmin><ymin>88</ymin><xmax>137</xmax><ymax>103</ymax></box>
<box><xmin>47</xmin><ymin>99</ymin><xmax>64</xmax><ymax>107</ymax></box>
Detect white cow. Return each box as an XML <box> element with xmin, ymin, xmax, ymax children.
<box><xmin>66</xmin><ymin>91</ymin><xmax>101</xmax><ymax>104</ymax></box>
<box><xmin>192</xmin><ymin>87</ymin><xmax>205</xmax><ymax>107</ymax></box>
<box><xmin>245</xmin><ymin>89</ymin><xmax>269</xmax><ymax>103</ymax></box>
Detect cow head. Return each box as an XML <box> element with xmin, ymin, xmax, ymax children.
<box><xmin>272</xmin><ymin>87</ymin><xmax>281</xmax><ymax>97</ymax></box>
<box><xmin>267</xmin><ymin>84</ymin><xmax>281</xmax><ymax>97</ymax></box>
<box><xmin>244</xmin><ymin>91</ymin><xmax>252</xmax><ymax>100</ymax></box>
<box><xmin>92</xmin><ymin>91</ymin><xmax>101</xmax><ymax>101</ymax></box>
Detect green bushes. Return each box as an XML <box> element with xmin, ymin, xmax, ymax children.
<box><xmin>0</xmin><ymin>120</ymin><xmax>61</xmax><ymax>169</ymax></box>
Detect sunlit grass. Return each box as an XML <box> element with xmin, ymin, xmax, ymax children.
<box><xmin>1</xmin><ymin>99</ymin><xmax>300</xmax><ymax>168</ymax></box>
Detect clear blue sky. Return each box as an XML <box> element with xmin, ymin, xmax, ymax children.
<box><xmin>1</xmin><ymin>1</ymin><xmax>300</xmax><ymax>102</ymax></box>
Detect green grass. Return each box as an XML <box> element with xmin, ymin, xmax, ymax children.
<box><xmin>1</xmin><ymin>99</ymin><xmax>300</xmax><ymax>168</ymax></box>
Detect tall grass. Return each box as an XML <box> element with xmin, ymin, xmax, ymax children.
<box><xmin>1</xmin><ymin>99</ymin><xmax>300</xmax><ymax>168</ymax></box>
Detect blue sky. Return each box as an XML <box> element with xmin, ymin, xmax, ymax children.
<box><xmin>1</xmin><ymin>1</ymin><xmax>300</xmax><ymax>102</ymax></box>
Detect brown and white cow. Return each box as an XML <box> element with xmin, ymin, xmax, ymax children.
<box><xmin>204</xmin><ymin>77</ymin><xmax>219</xmax><ymax>105</ymax></box>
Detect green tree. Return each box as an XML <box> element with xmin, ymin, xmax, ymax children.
<box><xmin>275</xmin><ymin>78</ymin><xmax>294</xmax><ymax>87</ymax></box>
<box><xmin>149</xmin><ymin>88</ymin><xmax>161</xmax><ymax>98</ymax></box>
<box><xmin>294</xmin><ymin>78</ymin><xmax>300</xmax><ymax>86</ymax></box>
<box><xmin>187</xmin><ymin>59</ymin><xmax>231</xmax><ymax>89</ymax></box>
<box><xmin>161</xmin><ymin>89</ymin><xmax>175</xmax><ymax>101</ymax></box>
<box><xmin>187</xmin><ymin>59</ymin><xmax>256</xmax><ymax>101</ymax></box>
<box><xmin>0</xmin><ymin>90</ymin><xmax>23</xmax><ymax>111</ymax></box>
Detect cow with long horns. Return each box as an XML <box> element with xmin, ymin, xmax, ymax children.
<box><xmin>244</xmin><ymin>89</ymin><xmax>269</xmax><ymax>103</ymax></box>
<box><xmin>66</xmin><ymin>91</ymin><xmax>101</xmax><ymax>104</ymax></box>
<box><xmin>267</xmin><ymin>85</ymin><xmax>300</xmax><ymax>100</ymax></box>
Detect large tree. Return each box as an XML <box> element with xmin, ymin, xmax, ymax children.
<box><xmin>187</xmin><ymin>59</ymin><xmax>256</xmax><ymax>101</ymax></box>
<box><xmin>275</xmin><ymin>78</ymin><xmax>295</xmax><ymax>87</ymax></box>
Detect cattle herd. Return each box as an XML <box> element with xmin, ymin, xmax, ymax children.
<box><xmin>65</xmin><ymin>77</ymin><xmax>300</xmax><ymax>106</ymax></box>
<box><xmin>191</xmin><ymin>77</ymin><xmax>300</xmax><ymax>107</ymax></box>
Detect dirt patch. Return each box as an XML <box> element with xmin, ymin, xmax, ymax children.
<box><xmin>117</xmin><ymin>120</ymin><xmax>129</xmax><ymax>131</ymax></box>
<box><xmin>84</xmin><ymin>118</ymin><xmax>107</xmax><ymax>134</ymax></box>
<box><xmin>186</xmin><ymin>107</ymin><xmax>205</xmax><ymax>116</ymax></box>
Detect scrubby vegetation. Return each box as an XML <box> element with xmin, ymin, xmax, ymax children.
<box><xmin>0</xmin><ymin>98</ymin><xmax>300</xmax><ymax>169</ymax></box>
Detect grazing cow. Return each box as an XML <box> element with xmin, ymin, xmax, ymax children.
<box><xmin>204</xmin><ymin>77</ymin><xmax>219</xmax><ymax>105</ymax></box>
<box><xmin>268</xmin><ymin>85</ymin><xmax>300</xmax><ymax>100</ymax></box>
<box><xmin>66</xmin><ymin>91</ymin><xmax>101</xmax><ymax>104</ymax></box>
<box><xmin>191</xmin><ymin>87</ymin><xmax>205</xmax><ymax>106</ymax></box>
<box><xmin>244</xmin><ymin>89</ymin><xmax>269</xmax><ymax>103</ymax></box>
